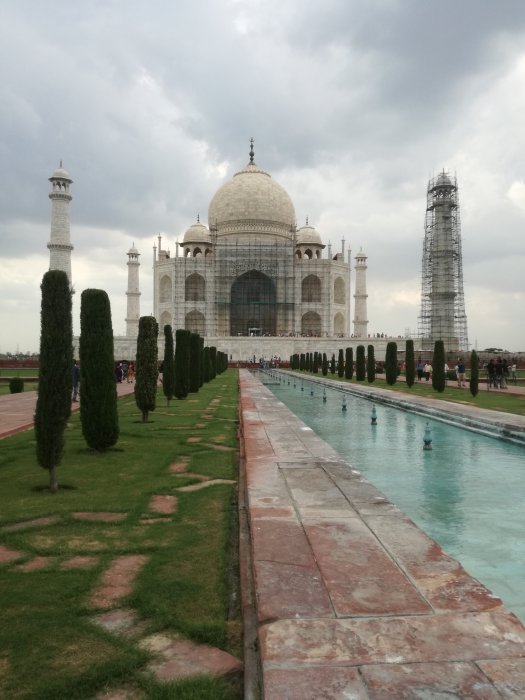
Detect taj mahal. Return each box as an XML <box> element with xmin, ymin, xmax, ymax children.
<box><xmin>49</xmin><ymin>142</ymin><xmax>467</xmax><ymax>362</ymax></box>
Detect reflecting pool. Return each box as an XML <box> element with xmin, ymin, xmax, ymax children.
<box><xmin>262</xmin><ymin>371</ymin><xmax>525</xmax><ymax>622</ymax></box>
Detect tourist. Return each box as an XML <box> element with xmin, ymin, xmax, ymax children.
<box><xmin>495</xmin><ymin>357</ymin><xmax>504</xmax><ymax>389</ymax></box>
<box><xmin>457</xmin><ymin>358</ymin><xmax>466</xmax><ymax>388</ymax></box>
<box><xmin>510</xmin><ymin>362</ymin><xmax>517</xmax><ymax>384</ymax></box>
<box><xmin>487</xmin><ymin>358</ymin><xmax>496</xmax><ymax>388</ymax></box>
<box><xmin>416</xmin><ymin>359</ymin><xmax>424</xmax><ymax>382</ymax></box>
<box><xmin>72</xmin><ymin>360</ymin><xmax>80</xmax><ymax>401</ymax></box>
<box><xmin>423</xmin><ymin>361</ymin><xmax>432</xmax><ymax>381</ymax></box>
<box><xmin>115</xmin><ymin>363</ymin><xmax>123</xmax><ymax>383</ymax></box>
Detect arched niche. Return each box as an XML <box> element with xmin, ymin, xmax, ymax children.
<box><xmin>230</xmin><ymin>270</ymin><xmax>276</xmax><ymax>336</ymax></box>
<box><xmin>301</xmin><ymin>274</ymin><xmax>321</xmax><ymax>303</ymax></box>
<box><xmin>160</xmin><ymin>310</ymin><xmax>171</xmax><ymax>329</ymax></box>
<box><xmin>301</xmin><ymin>311</ymin><xmax>321</xmax><ymax>336</ymax></box>
<box><xmin>334</xmin><ymin>276</ymin><xmax>345</xmax><ymax>304</ymax></box>
<box><xmin>185</xmin><ymin>310</ymin><xmax>205</xmax><ymax>335</ymax></box>
<box><xmin>334</xmin><ymin>312</ymin><xmax>345</xmax><ymax>336</ymax></box>
<box><xmin>185</xmin><ymin>273</ymin><xmax>205</xmax><ymax>302</ymax></box>
<box><xmin>159</xmin><ymin>275</ymin><xmax>172</xmax><ymax>303</ymax></box>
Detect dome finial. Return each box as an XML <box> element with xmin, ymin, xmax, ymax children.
<box><xmin>249</xmin><ymin>137</ymin><xmax>255</xmax><ymax>164</ymax></box>
<box><xmin>197</xmin><ymin>213</ymin><xmax>200</xmax><ymax>223</ymax></box>
<box><xmin>306</xmin><ymin>216</ymin><xmax>309</xmax><ymax>226</ymax></box>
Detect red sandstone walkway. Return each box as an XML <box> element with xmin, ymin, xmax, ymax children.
<box><xmin>239</xmin><ymin>369</ymin><xmax>525</xmax><ymax>699</ymax></box>
<box><xmin>0</xmin><ymin>382</ymin><xmax>135</xmax><ymax>439</ymax></box>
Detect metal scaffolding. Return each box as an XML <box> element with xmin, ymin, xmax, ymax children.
<box><xmin>418</xmin><ymin>171</ymin><xmax>468</xmax><ymax>352</ymax></box>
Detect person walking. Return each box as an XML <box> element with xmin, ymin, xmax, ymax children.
<box><xmin>72</xmin><ymin>360</ymin><xmax>80</xmax><ymax>401</ymax></box>
<box><xmin>457</xmin><ymin>358</ymin><xmax>466</xmax><ymax>388</ymax></box>
<box><xmin>423</xmin><ymin>361</ymin><xmax>432</xmax><ymax>382</ymax></box>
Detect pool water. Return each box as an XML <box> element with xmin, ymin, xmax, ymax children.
<box><xmin>263</xmin><ymin>372</ymin><xmax>525</xmax><ymax>622</ymax></box>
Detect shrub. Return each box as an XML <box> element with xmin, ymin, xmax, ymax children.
<box><xmin>338</xmin><ymin>349</ymin><xmax>344</xmax><ymax>378</ymax></box>
<box><xmin>367</xmin><ymin>345</ymin><xmax>376</xmax><ymax>383</ymax></box>
<box><xmin>79</xmin><ymin>289</ymin><xmax>119</xmax><ymax>450</ymax></box>
<box><xmin>345</xmin><ymin>347</ymin><xmax>353</xmax><ymax>380</ymax></box>
<box><xmin>385</xmin><ymin>341</ymin><xmax>398</xmax><ymax>386</ymax></box>
<box><xmin>9</xmin><ymin>378</ymin><xmax>24</xmax><ymax>394</ymax></box>
<box><xmin>174</xmin><ymin>329</ymin><xmax>190</xmax><ymax>399</ymax></box>
<box><xmin>470</xmin><ymin>349</ymin><xmax>479</xmax><ymax>397</ymax></box>
<box><xmin>162</xmin><ymin>325</ymin><xmax>176</xmax><ymax>405</ymax></box>
<box><xmin>34</xmin><ymin>270</ymin><xmax>72</xmax><ymax>493</ymax></box>
<box><xmin>322</xmin><ymin>353</ymin><xmax>328</xmax><ymax>376</ymax></box>
<box><xmin>405</xmin><ymin>339</ymin><xmax>415</xmax><ymax>388</ymax></box>
<box><xmin>189</xmin><ymin>333</ymin><xmax>201</xmax><ymax>392</ymax></box>
<box><xmin>134</xmin><ymin>316</ymin><xmax>159</xmax><ymax>421</ymax></box>
<box><xmin>356</xmin><ymin>345</ymin><xmax>366</xmax><ymax>381</ymax></box>
<box><xmin>432</xmin><ymin>340</ymin><xmax>446</xmax><ymax>392</ymax></box>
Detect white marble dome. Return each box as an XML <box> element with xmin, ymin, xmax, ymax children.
<box><xmin>183</xmin><ymin>221</ymin><xmax>211</xmax><ymax>244</ymax></box>
<box><xmin>296</xmin><ymin>222</ymin><xmax>323</xmax><ymax>246</ymax></box>
<box><xmin>208</xmin><ymin>161</ymin><xmax>295</xmax><ymax>238</ymax></box>
<box><xmin>50</xmin><ymin>166</ymin><xmax>72</xmax><ymax>181</ymax></box>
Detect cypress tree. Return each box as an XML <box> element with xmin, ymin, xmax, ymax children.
<box><xmin>432</xmin><ymin>340</ymin><xmax>446</xmax><ymax>392</ymax></box>
<box><xmin>405</xmin><ymin>339</ymin><xmax>415</xmax><ymax>388</ymax></box>
<box><xmin>189</xmin><ymin>333</ymin><xmax>200</xmax><ymax>392</ymax></box>
<box><xmin>198</xmin><ymin>336</ymin><xmax>204</xmax><ymax>387</ymax></box>
<box><xmin>209</xmin><ymin>346</ymin><xmax>217</xmax><ymax>380</ymax></box>
<box><xmin>313</xmin><ymin>351</ymin><xmax>319</xmax><ymax>373</ymax></box>
<box><xmin>338</xmin><ymin>349</ymin><xmax>344</xmax><ymax>378</ymax></box>
<box><xmin>34</xmin><ymin>270</ymin><xmax>72</xmax><ymax>493</ymax></box>
<box><xmin>367</xmin><ymin>345</ymin><xmax>376</xmax><ymax>383</ymax></box>
<box><xmin>162</xmin><ymin>325</ymin><xmax>176</xmax><ymax>405</ymax></box>
<box><xmin>470</xmin><ymin>349</ymin><xmax>479</xmax><ymax>397</ymax></box>
<box><xmin>330</xmin><ymin>353</ymin><xmax>336</xmax><ymax>374</ymax></box>
<box><xmin>385</xmin><ymin>341</ymin><xmax>398</xmax><ymax>386</ymax></box>
<box><xmin>79</xmin><ymin>289</ymin><xmax>119</xmax><ymax>450</ymax></box>
<box><xmin>322</xmin><ymin>353</ymin><xmax>328</xmax><ymax>376</ymax></box>
<box><xmin>174</xmin><ymin>329</ymin><xmax>190</xmax><ymax>399</ymax></box>
<box><xmin>345</xmin><ymin>347</ymin><xmax>353</xmax><ymax>380</ymax></box>
<box><xmin>203</xmin><ymin>346</ymin><xmax>211</xmax><ymax>382</ymax></box>
<box><xmin>356</xmin><ymin>345</ymin><xmax>366</xmax><ymax>381</ymax></box>
<box><xmin>134</xmin><ymin>316</ymin><xmax>159</xmax><ymax>421</ymax></box>
<box><xmin>300</xmin><ymin>353</ymin><xmax>305</xmax><ymax>371</ymax></box>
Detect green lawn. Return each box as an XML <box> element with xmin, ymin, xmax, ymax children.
<box><xmin>0</xmin><ymin>370</ymin><xmax>241</xmax><ymax>700</ymax></box>
<box><xmin>295</xmin><ymin>372</ymin><xmax>525</xmax><ymax>416</ymax></box>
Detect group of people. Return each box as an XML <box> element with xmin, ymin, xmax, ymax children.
<box><xmin>72</xmin><ymin>360</ymin><xmax>136</xmax><ymax>402</ymax></box>
<box><xmin>485</xmin><ymin>358</ymin><xmax>516</xmax><ymax>389</ymax></box>
<box><xmin>415</xmin><ymin>358</ymin><xmax>467</xmax><ymax>386</ymax></box>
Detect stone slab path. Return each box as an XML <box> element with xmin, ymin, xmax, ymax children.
<box><xmin>239</xmin><ymin>369</ymin><xmax>525</xmax><ymax>699</ymax></box>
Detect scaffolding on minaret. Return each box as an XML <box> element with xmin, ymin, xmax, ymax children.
<box><xmin>417</xmin><ymin>171</ymin><xmax>468</xmax><ymax>352</ymax></box>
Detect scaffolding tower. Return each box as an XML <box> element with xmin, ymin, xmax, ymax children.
<box><xmin>418</xmin><ymin>171</ymin><xmax>468</xmax><ymax>352</ymax></box>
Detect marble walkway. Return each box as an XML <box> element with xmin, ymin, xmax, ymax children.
<box><xmin>239</xmin><ymin>369</ymin><xmax>525</xmax><ymax>699</ymax></box>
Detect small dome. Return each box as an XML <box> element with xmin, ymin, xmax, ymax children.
<box><xmin>50</xmin><ymin>165</ymin><xmax>72</xmax><ymax>182</ymax></box>
<box><xmin>183</xmin><ymin>221</ymin><xmax>211</xmax><ymax>244</ymax></box>
<box><xmin>435</xmin><ymin>171</ymin><xmax>453</xmax><ymax>187</ymax></box>
<box><xmin>296</xmin><ymin>222</ymin><xmax>323</xmax><ymax>246</ymax></box>
<box><xmin>208</xmin><ymin>161</ymin><xmax>295</xmax><ymax>239</ymax></box>
<box><xmin>127</xmin><ymin>244</ymin><xmax>139</xmax><ymax>256</ymax></box>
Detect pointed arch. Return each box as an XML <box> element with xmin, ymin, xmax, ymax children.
<box><xmin>301</xmin><ymin>311</ymin><xmax>321</xmax><ymax>336</ymax></box>
<box><xmin>334</xmin><ymin>276</ymin><xmax>345</xmax><ymax>304</ymax></box>
<box><xmin>185</xmin><ymin>273</ymin><xmax>205</xmax><ymax>302</ymax></box>
<box><xmin>302</xmin><ymin>275</ymin><xmax>321</xmax><ymax>302</ymax></box>
<box><xmin>185</xmin><ymin>310</ymin><xmax>205</xmax><ymax>335</ymax></box>
<box><xmin>334</xmin><ymin>312</ymin><xmax>345</xmax><ymax>336</ymax></box>
<box><xmin>159</xmin><ymin>275</ymin><xmax>172</xmax><ymax>303</ymax></box>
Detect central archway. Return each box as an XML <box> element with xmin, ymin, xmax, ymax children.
<box><xmin>230</xmin><ymin>270</ymin><xmax>276</xmax><ymax>336</ymax></box>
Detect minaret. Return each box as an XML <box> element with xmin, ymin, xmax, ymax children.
<box><xmin>48</xmin><ymin>163</ymin><xmax>73</xmax><ymax>286</ymax></box>
<box><xmin>125</xmin><ymin>244</ymin><xmax>141</xmax><ymax>336</ymax></box>
<box><xmin>418</xmin><ymin>171</ymin><xmax>468</xmax><ymax>351</ymax></box>
<box><xmin>353</xmin><ymin>248</ymin><xmax>368</xmax><ymax>338</ymax></box>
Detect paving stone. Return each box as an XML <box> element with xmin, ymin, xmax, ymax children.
<box><xmin>72</xmin><ymin>512</ymin><xmax>127</xmax><ymax>522</ymax></box>
<box><xmin>140</xmin><ymin>633</ymin><xmax>241</xmax><ymax>681</ymax></box>
<box><xmin>175</xmin><ymin>479</ymin><xmax>235</xmax><ymax>493</ymax></box>
<box><xmin>260</xmin><ymin>610</ymin><xmax>525</xmax><ymax>666</ymax></box>
<box><xmin>139</xmin><ymin>517</ymin><xmax>172</xmax><ymax>525</ymax></box>
<box><xmin>90</xmin><ymin>555</ymin><xmax>148</xmax><ymax>609</ymax></box>
<box><xmin>148</xmin><ymin>495</ymin><xmax>178</xmax><ymax>514</ymax></box>
<box><xmin>201</xmin><ymin>442</ymin><xmax>235</xmax><ymax>452</ymax></box>
<box><xmin>302</xmin><ymin>517</ymin><xmax>431</xmax><ymax>616</ymax></box>
<box><xmin>14</xmin><ymin>556</ymin><xmax>54</xmax><ymax>572</ymax></box>
<box><xmin>91</xmin><ymin>608</ymin><xmax>147</xmax><ymax>639</ymax></box>
<box><xmin>477</xmin><ymin>657</ymin><xmax>525</xmax><ymax>699</ymax></box>
<box><xmin>186</xmin><ymin>437</ymin><xmax>202</xmax><ymax>443</ymax></box>
<box><xmin>61</xmin><ymin>555</ymin><xmax>99</xmax><ymax>569</ymax></box>
<box><xmin>168</xmin><ymin>460</ymin><xmax>189</xmax><ymax>473</ymax></box>
<box><xmin>0</xmin><ymin>545</ymin><xmax>24</xmax><ymax>564</ymax></box>
<box><xmin>1</xmin><ymin>515</ymin><xmax>60</xmax><ymax>532</ymax></box>
<box><xmin>94</xmin><ymin>687</ymin><xmax>145</xmax><ymax>699</ymax></box>
<box><xmin>360</xmin><ymin>661</ymin><xmax>503</xmax><ymax>699</ymax></box>
<box><xmin>282</xmin><ymin>466</ymin><xmax>357</xmax><ymax>515</ymax></box>
<box><xmin>263</xmin><ymin>667</ymin><xmax>368</xmax><ymax>700</ymax></box>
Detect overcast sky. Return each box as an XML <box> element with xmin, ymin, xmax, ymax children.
<box><xmin>1</xmin><ymin>0</ymin><xmax>524</xmax><ymax>354</ymax></box>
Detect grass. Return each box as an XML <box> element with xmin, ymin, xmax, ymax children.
<box><xmin>294</xmin><ymin>372</ymin><xmax>525</xmax><ymax>416</ymax></box>
<box><xmin>0</xmin><ymin>370</ymin><xmax>241</xmax><ymax>700</ymax></box>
